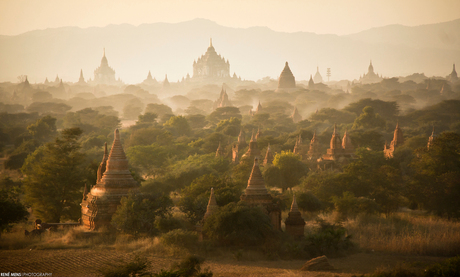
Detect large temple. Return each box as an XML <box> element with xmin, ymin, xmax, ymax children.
<box><xmin>193</xmin><ymin>39</ymin><xmax>230</xmax><ymax>80</ymax></box>
<box><xmin>93</xmin><ymin>49</ymin><xmax>118</xmax><ymax>85</ymax></box>
<box><xmin>81</xmin><ymin>129</ymin><xmax>139</xmax><ymax>230</ymax></box>
<box><xmin>359</xmin><ymin>60</ymin><xmax>383</xmax><ymax>84</ymax></box>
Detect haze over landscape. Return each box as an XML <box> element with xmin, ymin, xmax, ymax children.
<box><xmin>2</xmin><ymin>1</ymin><xmax>460</xmax><ymax>276</ymax></box>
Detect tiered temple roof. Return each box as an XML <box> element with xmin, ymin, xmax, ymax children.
<box><xmin>242</xmin><ymin>131</ymin><xmax>261</xmax><ymax>160</ymax></box>
<box><xmin>193</xmin><ymin>39</ymin><xmax>230</xmax><ymax>79</ymax></box>
<box><xmin>360</xmin><ymin>60</ymin><xmax>383</xmax><ymax>84</ymax></box>
<box><xmin>213</xmin><ymin>86</ymin><xmax>232</xmax><ymax>109</ymax></box>
<box><xmin>93</xmin><ymin>49</ymin><xmax>116</xmax><ymax>85</ymax></box>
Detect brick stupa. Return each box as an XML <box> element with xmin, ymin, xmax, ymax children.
<box><xmin>81</xmin><ymin>129</ymin><xmax>139</xmax><ymax>230</ymax></box>
<box><xmin>203</xmin><ymin>188</ymin><xmax>218</xmax><ymax>221</ymax></box>
<box><xmin>284</xmin><ymin>195</ymin><xmax>305</xmax><ymax>237</ymax></box>
<box><xmin>240</xmin><ymin>158</ymin><xmax>281</xmax><ymax>230</ymax></box>
<box><xmin>263</xmin><ymin>143</ymin><xmax>274</xmax><ymax>166</ymax></box>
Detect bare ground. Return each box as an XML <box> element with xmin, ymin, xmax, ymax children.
<box><xmin>0</xmin><ymin>249</ymin><xmax>446</xmax><ymax>277</ymax></box>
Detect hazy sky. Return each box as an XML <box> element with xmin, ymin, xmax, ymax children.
<box><xmin>1</xmin><ymin>0</ymin><xmax>459</xmax><ymax>36</ymax></box>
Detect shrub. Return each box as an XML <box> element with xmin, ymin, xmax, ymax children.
<box><xmin>296</xmin><ymin>191</ymin><xmax>322</xmax><ymax>213</ymax></box>
<box><xmin>99</xmin><ymin>255</ymin><xmax>149</xmax><ymax>277</ymax></box>
<box><xmin>424</xmin><ymin>256</ymin><xmax>460</xmax><ymax>277</ymax></box>
<box><xmin>155</xmin><ymin>217</ymin><xmax>186</xmax><ymax>233</ymax></box>
<box><xmin>160</xmin><ymin>229</ymin><xmax>199</xmax><ymax>250</ymax></box>
<box><xmin>153</xmin><ymin>255</ymin><xmax>213</xmax><ymax>277</ymax></box>
<box><xmin>203</xmin><ymin>202</ymin><xmax>276</xmax><ymax>247</ymax></box>
<box><xmin>304</xmin><ymin>220</ymin><xmax>353</xmax><ymax>257</ymax></box>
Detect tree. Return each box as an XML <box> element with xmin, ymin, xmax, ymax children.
<box><xmin>215</xmin><ymin>117</ymin><xmax>241</xmax><ymax>136</ymax></box>
<box><xmin>0</xmin><ymin>177</ymin><xmax>29</xmax><ymax>235</ymax></box>
<box><xmin>272</xmin><ymin>151</ymin><xmax>309</xmax><ymax>191</ymax></box>
<box><xmin>296</xmin><ymin>191</ymin><xmax>322</xmax><ymax>213</ymax></box>
<box><xmin>344</xmin><ymin>98</ymin><xmax>399</xmax><ymax>120</ymax></box>
<box><xmin>111</xmin><ymin>189</ymin><xmax>173</xmax><ymax>236</ymax></box>
<box><xmin>352</xmin><ymin>106</ymin><xmax>386</xmax><ymax>129</ymax></box>
<box><xmin>26</xmin><ymin>102</ymin><xmax>71</xmax><ymax>115</ymax></box>
<box><xmin>203</xmin><ymin>202</ymin><xmax>275</xmax><ymax>246</ymax></box>
<box><xmin>309</xmin><ymin>108</ymin><xmax>356</xmax><ymax>124</ymax></box>
<box><xmin>22</xmin><ymin>128</ymin><xmax>86</xmax><ymax>222</ymax></box>
<box><xmin>208</xmin><ymin>107</ymin><xmax>242</xmax><ymax>123</ymax></box>
<box><xmin>145</xmin><ymin>103</ymin><xmax>174</xmax><ymax>118</ymax></box>
<box><xmin>163</xmin><ymin>115</ymin><xmax>192</xmax><ymax>136</ymax></box>
<box><xmin>137</xmin><ymin>112</ymin><xmax>158</xmax><ymax>124</ymax></box>
<box><xmin>409</xmin><ymin>132</ymin><xmax>460</xmax><ymax>218</ymax></box>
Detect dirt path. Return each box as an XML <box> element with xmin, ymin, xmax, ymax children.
<box><xmin>0</xmin><ymin>249</ymin><xmax>446</xmax><ymax>277</ymax></box>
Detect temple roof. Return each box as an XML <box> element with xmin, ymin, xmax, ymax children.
<box><xmin>245</xmin><ymin>158</ymin><xmax>268</xmax><ymax>195</ymax></box>
<box><xmin>278</xmin><ymin>62</ymin><xmax>296</xmax><ymax>89</ymax></box>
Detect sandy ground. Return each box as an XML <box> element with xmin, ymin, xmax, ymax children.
<box><xmin>0</xmin><ymin>249</ymin><xmax>446</xmax><ymax>277</ymax></box>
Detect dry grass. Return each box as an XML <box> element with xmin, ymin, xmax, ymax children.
<box><xmin>334</xmin><ymin>212</ymin><xmax>460</xmax><ymax>256</ymax></box>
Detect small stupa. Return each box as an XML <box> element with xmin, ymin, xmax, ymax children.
<box><xmin>263</xmin><ymin>144</ymin><xmax>274</xmax><ymax>166</ymax></box>
<box><xmin>203</xmin><ymin>188</ymin><xmax>218</xmax><ymax>221</ymax></box>
<box><xmin>240</xmin><ymin>158</ymin><xmax>281</xmax><ymax>230</ymax></box>
<box><xmin>291</xmin><ymin>107</ymin><xmax>302</xmax><ymax>123</ymax></box>
<box><xmin>242</xmin><ymin>130</ymin><xmax>261</xmax><ymax>160</ymax></box>
<box><xmin>215</xmin><ymin>142</ymin><xmax>225</xmax><ymax>157</ymax></box>
<box><xmin>284</xmin><ymin>195</ymin><xmax>305</xmax><ymax>237</ymax></box>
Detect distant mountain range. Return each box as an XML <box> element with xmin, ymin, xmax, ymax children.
<box><xmin>0</xmin><ymin>18</ymin><xmax>459</xmax><ymax>84</ymax></box>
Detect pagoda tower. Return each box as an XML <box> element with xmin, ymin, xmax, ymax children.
<box><xmin>307</xmin><ymin>130</ymin><xmax>321</xmax><ymax>159</ymax></box>
<box><xmin>291</xmin><ymin>107</ymin><xmax>302</xmax><ymax>123</ymax></box>
<box><xmin>240</xmin><ymin>158</ymin><xmax>281</xmax><ymax>230</ymax></box>
<box><xmin>293</xmin><ymin>134</ymin><xmax>304</xmax><ymax>157</ymax></box>
<box><xmin>232</xmin><ymin>144</ymin><xmax>239</xmax><ymax>164</ymax></box>
<box><xmin>284</xmin><ymin>195</ymin><xmax>305</xmax><ymax>238</ymax></box>
<box><xmin>342</xmin><ymin>129</ymin><xmax>354</xmax><ymax>154</ymax></box>
<box><xmin>384</xmin><ymin>122</ymin><xmax>404</xmax><ymax>158</ymax></box>
<box><xmin>78</xmin><ymin>69</ymin><xmax>86</xmax><ymax>84</ymax></box>
<box><xmin>193</xmin><ymin>39</ymin><xmax>230</xmax><ymax>79</ymax></box>
<box><xmin>448</xmin><ymin>63</ymin><xmax>458</xmax><ymax>82</ymax></box>
<box><xmin>263</xmin><ymin>144</ymin><xmax>274</xmax><ymax>166</ymax></box>
<box><xmin>213</xmin><ymin>86</ymin><xmax>232</xmax><ymax>109</ymax></box>
<box><xmin>255</xmin><ymin>127</ymin><xmax>262</xmax><ymax>140</ymax></box>
<box><xmin>277</xmin><ymin>62</ymin><xmax>296</xmax><ymax>91</ymax></box>
<box><xmin>308</xmin><ymin>75</ymin><xmax>315</xmax><ymax>89</ymax></box>
<box><xmin>81</xmin><ymin>129</ymin><xmax>139</xmax><ymax>230</ymax></box>
<box><xmin>242</xmin><ymin>131</ymin><xmax>261</xmax><ymax>160</ymax></box>
<box><xmin>203</xmin><ymin>188</ymin><xmax>218</xmax><ymax>221</ymax></box>
<box><xmin>313</xmin><ymin>66</ymin><xmax>323</xmax><ymax>83</ymax></box>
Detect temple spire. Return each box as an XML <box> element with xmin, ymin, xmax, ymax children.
<box><xmin>203</xmin><ymin>188</ymin><xmax>218</xmax><ymax>220</ymax></box>
<box><xmin>245</xmin><ymin>158</ymin><xmax>268</xmax><ymax>195</ymax></box>
<box><xmin>210</xmin><ymin>38</ymin><xmax>212</xmax><ymax>47</ymax></box>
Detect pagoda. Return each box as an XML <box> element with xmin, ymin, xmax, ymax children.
<box><xmin>240</xmin><ymin>158</ymin><xmax>281</xmax><ymax>230</ymax></box>
<box><xmin>291</xmin><ymin>107</ymin><xmax>302</xmax><ymax>123</ymax></box>
<box><xmin>203</xmin><ymin>188</ymin><xmax>218</xmax><ymax>221</ymax></box>
<box><xmin>384</xmin><ymin>122</ymin><xmax>404</xmax><ymax>158</ymax></box>
<box><xmin>313</xmin><ymin>67</ymin><xmax>323</xmax><ymax>83</ymax></box>
<box><xmin>81</xmin><ymin>129</ymin><xmax>139</xmax><ymax>230</ymax></box>
<box><xmin>276</xmin><ymin>62</ymin><xmax>296</xmax><ymax>91</ymax></box>
<box><xmin>142</xmin><ymin>71</ymin><xmax>158</xmax><ymax>85</ymax></box>
<box><xmin>77</xmin><ymin>69</ymin><xmax>86</xmax><ymax>85</ymax></box>
<box><xmin>284</xmin><ymin>195</ymin><xmax>305</xmax><ymax>237</ymax></box>
<box><xmin>237</xmin><ymin>129</ymin><xmax>247</xmax><ymax>149</ymax></box>
<box><xmin>213</xmin><ymin>86</ymin><xmax>232</xmax><ymax>109</ymax></box>
<box><xmin>307</xmin><ymin>130</ymin><xmax>321</xmax><ymax>160</ymax></box>
<box><xmin>215</xmin><ymin>142</ymin><xmax>225</xmax><ymax>157</ymax></box>
<box><xmin>242</xmin><ymin>131</ymin><xmax>261</xmax><ymax>160</ymax></box>
<box><xmin>263</xmin><ymin>144</ymin><xmax>274</xmax><ymax>166</ymax></box>
<box><xmin>318</xmin><ymin>125</ymin><xmax>355</xmax><ymax>169</ymax></box>
<box><xmin>427</xmin><ymin>126</ymin><xmax>435</xmax><ymax>150</ymax></box>
<box><xmin>448</xmin><ymin>63</ymin><xmax>458</xmax><ymax>83</ymax></box>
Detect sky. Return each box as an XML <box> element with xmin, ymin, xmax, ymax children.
<box><xmin>1</xmin><ymin>0</ymin><xmax>460</xmax><ymax>36</ymax></box>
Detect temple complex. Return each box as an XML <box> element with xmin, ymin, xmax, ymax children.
<box><xmin>384</xmin><ymin>123</ymin><xmax>404</xmax><ymax>158</ymax></box>
<box><xmin>276</xmin><ymin>62</ymin><xmax>296</xmax><ymax>91</ymax></box>
<box><xmin>240</xmin><ymin>158</ymin><xmax>281</xmax><ymax>231</ymax></box>
<box><xmin>81</xmin><ymin>129</ymin><xmax>139</xmax><ymax>230</ymax></box>
<box><xmin>447</xmin><ymin>63</ymin><xmax>458</xmax><ymax>83</ymax></box>
<box><xmin>291</xmin><ymin>107</ymin><xmax>302</xmax><ymax>123</ymax></box>
<box><xmin>241</xmin><ymin>131</ymin><xmax>261</xmax><ymax>160</ymax></box>
<box><xmin>284</xmin><ymin>195</ymin><xmax>305</xmax><ymax>237</ymax></box>
<box><xmin>317</xmin><ymin>125</ymin><xmax>355</xmax><ymax>169</ymax></box>
<box><xmin>313</xmin><ymin>67</ymin><xmax>323</xmax><ymax>83</ymax></box>
<box><xmin>142</xmin><ymin>71</ymin><xmax>158</xmax><ymax>85</ymax></box>
<box><xmin>263</xmin><ymin>144</ymin><xmax>274</xmax><ymax>166</ymax></box>
<box><xmin>359</xmin><ymin>60</ymin><xmax>383</xmax><ymax>84</ymax></box>
<box><xmin>93</xmin><ymin>49</ymin><xmax>117</xmax><ymax>85</ymax></box>
<box><xmin>193</xmin><ymin>39</ymin><xmax>230</xmax><ymax>80</ymax></box>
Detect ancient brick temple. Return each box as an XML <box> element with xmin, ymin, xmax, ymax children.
<box><xmin>237</xmin><ymin>129</ymin><xmax>247</xmax><ymax>149</ymax></box>
<box><xmin>240</xmin><ymin>158</ymin><xmax>281</xmax><ymax>230</ymax></box>
<box><xmin>384</xmin><ymin>122</ymin><xmax>404</xmax><ymax>158</ymax></box>
<box><xmin>81</xmin><ymin>129</ymin><xmax>139</xmax><ymax>230</ymax></box>
<box><xmin>307</xmin><ymin>130</ymin><xmax>321</xmax><ymax>160</ymax></box>
<box><xmin>317</xmin><ymin>125</ymin><xmax>355</xmax><ymax>169</ymax></box>
<box><xmin>291</xmin><ymin>107</ymin><xmax>302</xmax><ymax>123</ymax></box>
<box><xmin>276</xmin><ymin>62</ymin><xmax>296</xmax><ymax>91</ymax></box>
<box><xmin>263</xmin><ymin>143</ymin><xmax>274</xmax><ymax>166</ymax></box>
<box><xmin>203</xmin><ymin>188</ymin><xmax>218</xmax><ymax>221</ymax></box>
<box><xmin>284</xmin><ymin>195</ymin><xmax>305</xmax><ymax>237</ymax></box>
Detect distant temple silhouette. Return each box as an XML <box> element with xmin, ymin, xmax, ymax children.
<box><xmin>93</xmin><ymin>49</ymin><xmax>119</xmax><ymax>85</ymax></box>
<box><xmin>359</xmin><ymin>60</ymin><xmax>383</xmax><ymax>84</ymax></box>
<box><xmin>193</xmin><ymin>39</ymin><xmax>231</xmax><ymax>80</ymax></box>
